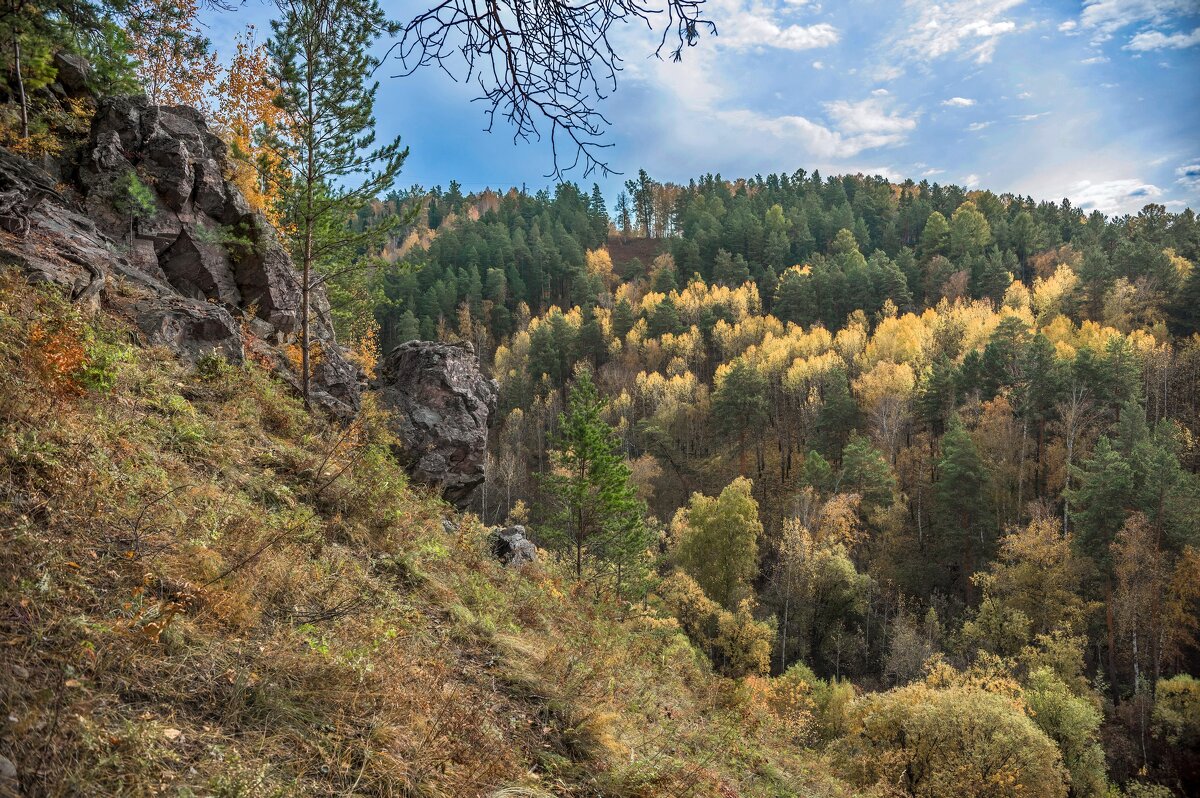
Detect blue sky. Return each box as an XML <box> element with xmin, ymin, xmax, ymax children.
<box><xmin>201</xmin><ymin>0</ymin><xmax>1200</xmax><ymax>215</ymax></box>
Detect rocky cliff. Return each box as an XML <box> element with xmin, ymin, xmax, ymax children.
<box><xmin>0</xmin><ymin>79</ymin><xmax>499</xmax><ymax>507</ymax></box>
<box><xmin>0</xmin><ymin>91</ymin><xmax>361</xmax><ymax>418</ymax></box>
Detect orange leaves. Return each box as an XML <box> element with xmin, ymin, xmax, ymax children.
<box><xmin>129</xmin><ymin>0</ymin><xmax>219</xmax><ymax>110</ymax></box>
<box><xmin>214</xmin><ymin>27</ymin><xmax>287</xmax><ymax>226</ymax></box>
<box><xmin>348</xmin><ymin>323</ymin><xmax>380</xmax><ymax>380</ymax></box>
<box><xmin>284</xmin><ymin>339</ymin><xmax>323</xmax><ymax>375</ymax></box>
<box><xmin>28</xmin><ymin>319</ymin><xmax>88</xmax><ymax>397</ymax></box>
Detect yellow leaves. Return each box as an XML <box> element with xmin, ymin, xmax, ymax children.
<box><xmin>853</xmin><ymin>360</ymin><xmax>915</xmax><ymax>406</ymax></box>
<box><xmin>633</xmin><ymin>369</ymin><xmax>705</xmax><ymax>414</ymax></box>
<box><xmin>1032</xmin><ymin>265</ymin><xmax>1079</xmax><ymax>322</ymax></box>
<box><xmin>834</xmin><ymin>313</ymin><xmax>868</xmax><ymax>362</ymax></box>
<box><xmin>782</xmin><ymin>351</ymin><xmax>842</xmax><ymax>396</ymax></box>
<box><xmin>657</xmin><ymin>326</ymin><xmax>702</xmax><ymax>365</ymax></box>
<box><xmin>347</xmin><ymin>323</ymin><xmax>379</xmax><ymax>380</ymax></box>
<box><xmin>712</xmin><ymin>315</ymin><xmax>786</xmax><ymax>361</ymax></box>
<box><xmin>584</xmin><ymin>248</ymin><xmax>616</xmax><ymax>289</ymax></box>
<box><xmin>817</xmin><ymin>493</ymin><xmax>865</xmax><ymax>550</ymax></box>
<box><xmin>1166</xmin><ymin>247</ymin><xmax>1194</xmax><ymax>283</ymax></box>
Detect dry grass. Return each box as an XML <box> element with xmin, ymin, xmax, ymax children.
<box><xmin>0</xmin><ymin>271</ymin><xmax>851</xmax><ymax>798</ymax></box>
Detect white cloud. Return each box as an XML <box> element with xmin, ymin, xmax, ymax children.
<box><xmin>713</xmin><ymin>95</ymin><xmax>918</xmax><ymax>160</ymax></box>
<box><xmin>1068</xmin><ymin>178</ymin><xmax>1163</xmax><ymax>213</ymax></box>
<box><xmin>967</xmin><ymin>121</ymin><xmax>993</xmax><ymax>131</ymax></box>
<box><xmin>1101</xmin><ymin>82</ymin><xmax>1120</xmax><ymax>88</ymax></box>
<box><xmin>1017</xmin><ymin>91</ymin><xmax>1033</xmax><ymax>98</ymax></box>
<box><xmin>872</xmin><ymin>88</ymin><xmax>890</xmax><ymax>96</ymax></box>
<box><xmin>633</xmin><ymin>46</ymin><xmax>918</xmax><ymax>163</ymax></box>
<box><xmin>1014</xmin><ymin>111</ymin><xmax>1051</xmax><ymax>121</ymax></box>
<box><xmin>964</xmin><ymin>20</ymin><xmax>1017</xmax><ymax>36</ymax></box>
<box><xmin>1058</xmin><ymin>20</ymin><xmax>1078</xmax><ymax>31</ymax></box>
<box><xmin>716</xmin><ymin>4</ymin><xmax>840</xmax><ymax>52</ymax></box>
<box><xmin>1081</xmin><ymin>55</ymin><xmax>1110</xmax><ymax>63</ymax></box>
<box><xmin>1177</xmin><ymin>163</ymin><xmax>1200</xmax><ymax>190</ymax></box>
<box><xmin>1078</xmin><ymin>0</ymin><xmax>1197</xmax><ymax>39</ymax></box>
<box><xmin>715</xmin><ymin>106</ymin><xmax>912</xmax><ymax>158</ymax></box>
<box><xmin>942</xmin><ymin>96</ymin><xmax>977</xmax><ymax>107</ymax></box>
<box><xmin>1125</xmin><ymin>27</ymin><xmax>1200</xmax><ymax>50</ymax></box>
<box><xmin>893</xmin><ymin>0</ymin><xmax>1026</xmax><ymax>64</ymax></box>
<box><xmin>963</xmin><ymin>173</ymin><xmax>981</xmax><ymax>188</ymax></box>
<box><xmin>848</xmin><ymin>166</ymin><xmax>907</xmax><ymax>181</ymax></box>
<box><xmin>812</xmin><ymin>60</ymin><xmax>826</xmax><ymax>69</ymax></box>
<box><xmin>823</xmin><ymin>95</ymin><xmax>919</xmax><ymax>144</ymax></box>
<box><xmin>922</xmin><ymin>168</ymin><xmax>946</xmax><ymax>176</ymax></box>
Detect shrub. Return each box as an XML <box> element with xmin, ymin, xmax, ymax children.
<box><xmin>832</xmin><ymin>680</ymin><xmax>1069</xmax><ymax>798</ymax></box>
<box><xmin>1152</xmin><ymin>674</ymin><xmax>1200</xmax><ymax>747</ymax></box>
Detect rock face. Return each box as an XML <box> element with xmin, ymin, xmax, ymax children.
<box><xmin>0</xmin><ymin>147</ymin><xmax>108</xmax><ymax>308</ymax></box>
<box><xmin>488</xmin><ymin>525</ymin><xmax>538</xmax><ymax>568</ymax></box>
<box><xmin>0</xmin><ymin>92</ymin><xmax>361</xmax><ymax>418</ymax></box>
<box><xmin>376</xmin><ymin>341</ymin><xmax>497</xmax><ymax>508</ymax></box>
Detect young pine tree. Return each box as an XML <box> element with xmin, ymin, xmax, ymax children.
<box><xmin>111</xmin><ymin>170</ymin><xmax>157</xmax><ymax>252</ymax></box>
<box><xmin>267</xmin><ymin>0</ymin><xmax>408</xmax><ymax>406</ymax></box>
<box><xmin>542</xmin><ymin>369</ymin><xmax>648</xmax><ymax>591</ymax></box>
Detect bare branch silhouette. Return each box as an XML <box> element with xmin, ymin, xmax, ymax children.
<box><xmin>392</xmin><ymin>0</ymin><xmax>715</xmax><ymax>178</ymax></box>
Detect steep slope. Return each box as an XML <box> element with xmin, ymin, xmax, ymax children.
<box><xmin>0</xmin><ymin>272</ymin><xmax>852</xmax><ymax>797</ymax></box>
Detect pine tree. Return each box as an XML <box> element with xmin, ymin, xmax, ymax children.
<box><xmin>840</xmin><ymin>433</ymin><xmax>896</xmax><ymax>510</ymax></box>
<box><xmin>111</xmin><ymin>170</ymin><xmax>156</xmax><ymax>253</ymax></box>
<box><xmin>933</xmin><ymin>417</ymin><xmax>991</xmax><ymax>586</ymax></box>
<box><xmin>917</xmin><ymin>355</ymin><xmax>957</xmax><ymax>438</ymax></box>
<box><xmin>949</xmin><ymin>201</ymin><xmax>991</xmax><ymax>260</ymax></box>
<box><xmin>713</xmin><ymin>248</ymin><xmax>750</xmax><ymax>287</ymax></box>
<box><xmin>588</xmin><ymin>183</ymin><xmax>610</xmax><ymax>244</ymax></box>
<box><xmin>919</xmin><ymin>211</ymin><xmax>949</xmax><ymax>261</ymax></box>
<box><xmin>267</xmin><ymin>0</ymin><xmax>409</xmax><ymax>407</ymax></box>
<box><xmin>542</xmin><ymin>370</ymin><xmax>648</xmax><ymax>585</ymax></box>
<box><xmin>712</xmin><ymin>359</ymin><xmax>770</xmax><ymax>474</ymax></box>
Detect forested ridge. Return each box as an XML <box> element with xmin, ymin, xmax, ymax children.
<box><xmin>367</xmin><ymin>169</ymin><xmax>1200</xmax><ymax>793</ymax></box>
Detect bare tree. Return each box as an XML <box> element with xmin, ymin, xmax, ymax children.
<box><xmin>392</xmin><ymin>0</ymin><xmax>715</xmax><ymax>177</ymax></box>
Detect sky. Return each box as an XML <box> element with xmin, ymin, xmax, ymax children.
<box><xmin>201</xmin><ymin>0</ymin><xmax>1200</xmax><ymax>216</ymax></box>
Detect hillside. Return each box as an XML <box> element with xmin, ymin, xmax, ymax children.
<box><xmin>0</xmin><ymin>272</ymin><xmax>853</xmax><ymax>797</ymax></box>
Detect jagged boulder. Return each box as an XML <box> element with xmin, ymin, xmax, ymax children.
<box><xmin>488</xmin><ymin>525</ymin><xmax>538</xmax><ymax>568</ymax></box>
<box><xmin>376</xmin><ymin>341</ymin><xmax>497</xmax><ymax>508</ymax></box>
<box><xmin>52</xmin><ymin>52</ymin><xmax>92</xmax><ymax>97</ymax></box>
<box><xmin>130</xmin><ymin>295</ymin><xmax>244</xmax><ymax>365</ymax></box>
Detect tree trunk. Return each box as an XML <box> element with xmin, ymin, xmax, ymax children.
<box><xmin>1016</xmin><ymin>418</ymin><xmax>1028</xmax><ymax>521</ymax></box>
<box><xmin>300</xmin><ymin>49</ymin><xmax>315</xmax><ymax>410</ymax></box>
<box><xmin>13</xmin><ymin>34</ymin><xmax>28</xmax><ymax>139</ymax></box>
<box><xmin>301</xmin><ymin>232</ymin><xmax>312</xmax><ymax>408</ymax></box>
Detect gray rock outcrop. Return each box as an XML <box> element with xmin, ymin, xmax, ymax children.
<box><xmin>488</xmin><ymin>525</ymin><xmax>538</xmax><ymax>568</ymax></box>
<box><xmin>0</xmin><ymin>91</ymin><xmax>361</xmax><ymax>418</ymax></box>
<box><xmin>0</xmin><ymin>147</ymin><xmax>108</xmax><ymax>308</ymax></box>
<box><xmin>376</xmin><ymin>341</ymin><xmax>497</xmax><ymax>508</ymax></box>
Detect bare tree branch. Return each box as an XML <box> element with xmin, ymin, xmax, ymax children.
<box><xmin>391</xmin><ymin>0</ymin><xmax>715</xmax><ymax>178</ymax></box>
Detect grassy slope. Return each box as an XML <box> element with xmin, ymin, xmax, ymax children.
<box><xmin>0</xmin><ymin>271</ymin><xmax>853</xmax><ymax>798</ymax></box>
